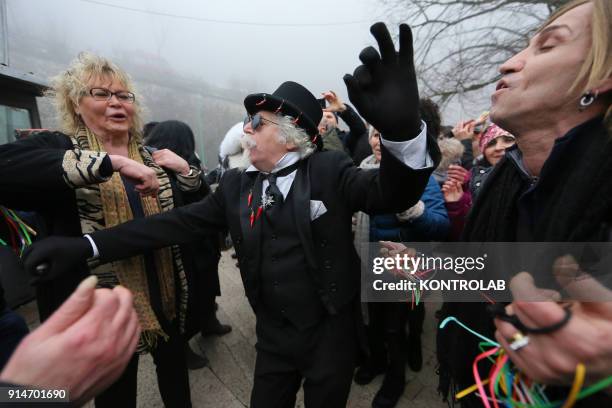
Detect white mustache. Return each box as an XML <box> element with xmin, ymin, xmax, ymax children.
<box><xmin>242</xmin><ymin>134</ymin><xmax>257</xmax><ymax>149</ymax></box>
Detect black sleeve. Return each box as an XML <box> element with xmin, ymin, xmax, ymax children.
<box><xmin>338</xmin><ymin>104</ymin><xmax>367</xmax><ymax>139</ymax></box>
<box><xmin>338</xmin><ymin>104</ymin><xmax>368</xmax><ymax>155</ymax></box>
<box><xmin>92</xmin><ymin>174</ymin><xmax>229</xmax><ymax>264</ymax></box>
<box><xmin>0</xmin><ymin>131</ymin><xmax>112</xmax><ymax>209</ymax></box>
<box><xmin>460</xmin><ymin>139</ymin><xmax>474</xmax><ymax>170</ymax></box>
<box><xmin>336</xmin><ymin>133</ymin><xmax>440</xmax><ymax>214</ymax></box>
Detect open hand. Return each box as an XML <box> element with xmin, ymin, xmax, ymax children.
<box><xmin>344</xmin><ymin>23</ymin><xmax>420</xmax><ymax>141</ymax></box>
<box><xmin>442</xmin><ymin>180</ymin><xmax>464</xmax><ymax>203</ymax></box>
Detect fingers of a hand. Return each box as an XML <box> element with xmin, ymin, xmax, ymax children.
<box><xmin>509</xmin><ymin>271</ymin><xmax>547</xmax><ymax>301</ymax></box>
<box><xmin>78</xmin><ymin>288</ymin><xmax>120</xmax><ymax>329</ymax></box>
<box><xmin>508</xmin><ymin>273</ymin><xmax>561</xmax><ymax>302</ymax></box>
<box><xmin>110</xmin><ymin>286</ymin><xmax>135</xmax><ymax>331</ymax></box>
<box><xmin>370</xmin><ymin>22</ymin><xmax>396</xmax><ymax>64</ymax></box>
<box><xmin>553</xmin><ymin>255</ymin><xmax>612</xmax><ymax>301</ymax></box>
<box><xmin>513</xmin><ymin>300</ymin><xmax>566</xmax><ymax>330</ymax></box>
<box><xmin>116</xmin><ymin>309</ymin><xmax>139</xmax><ymax>363</ymax></box>
<box><xmin>359</xmin><ymin>46</ymin><xmax>382</xmax><ymax>69</ymax></box>
<box><xmin>353</xmin><ymin>65</ymin><xmax>374</xmax><ymax>90</ymax></box>
<box><xmin>495</xmin><ymin>328</ymin><xmax>572</xmax><ymax>385</ymax></box>
<box><xmin>34</xmin><ymin>275</ymin><xmax>98</xmax><ymax>337</ymax></box>
<box><xmin>398</xmin><ymin>23</ymin><xmax>415</xmax><ymax>66</ymax></box>
<box><xmin>379</xmin><ymin>241</ymin><xmax>405</xmax><ymax>252</ymax></box>
<box><xmin>494</xmin><ymin>329</ymin><xmax>539</xmax><ymax>377</ymax></box>
<box><xmin>343</xmin><ymin>74</ymin><xmax>365</xmax><ymax>109</ymax></box>
<box><xmin>553</xmin><ymin>255</ymin><xmax>580</xmax><ymax>282</ymax></box>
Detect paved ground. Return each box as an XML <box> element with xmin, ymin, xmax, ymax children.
<box><xmin>15</xmin><ymin>251</ymin><xmax>447</xmax><ymax>408</ymax></box>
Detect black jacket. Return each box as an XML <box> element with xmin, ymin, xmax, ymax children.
<box><xmin>0</xmin><ymin>131</ymin><xmax>206</xmax><ymax>321</ymax></box>
<box><xmin>337</xmin><ymin>104</ymin><xmax>371</xmax><ymax>165</ymax></box>
<box><xmin>91</xmin><ymin>141</ymin><xmax>439</xmax><ymax>315</ymax></box>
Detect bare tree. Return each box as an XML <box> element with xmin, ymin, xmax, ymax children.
<box><xmin>380</xmin><ymin>0</ymin><xmax>567</xmax><ymax>109</ymax></box>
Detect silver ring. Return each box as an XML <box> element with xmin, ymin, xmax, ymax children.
<box><xmin>508</xmin><ymin>332</ymin><xmax>530</xmax><ymax>351</ymax></box>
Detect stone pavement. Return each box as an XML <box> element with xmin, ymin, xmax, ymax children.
<box><xmin>16</xmin><ymin>250</ymin><xmax>448</xmax><ymax>408</ymax></box>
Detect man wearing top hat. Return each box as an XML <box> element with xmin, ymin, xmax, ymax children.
<box><xmin>23</xmin><ymin>23</ymin><xmax>439</xmax><ymax>407</ymax></box>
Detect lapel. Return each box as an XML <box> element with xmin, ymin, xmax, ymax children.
<box><xmin>292</xmin><ymin>159</ymin><xmax>319</xmax><ymax>271</ymax></box>
<box><xmin>239</xmin><ymin>171</ymin><xmax>263</xmax><ymax>288</ymax></box>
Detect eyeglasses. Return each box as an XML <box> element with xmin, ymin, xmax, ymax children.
<box><xmin>89</xmin><ymin>88</ymin><xmax>136</xmax><ymax>104</ymax></box>
<box><xmin>243</xmin><ymin>113</ymin><xmax>279</xmax><ymax>131</ymax></box>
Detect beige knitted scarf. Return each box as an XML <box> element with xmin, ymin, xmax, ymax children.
<box><xmin>71</xmin><ymin>125</ymin><xmax>179</xmax><ymax>352</ymax></box>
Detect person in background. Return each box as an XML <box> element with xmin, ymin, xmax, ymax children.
<box><xmin>142</xmin><ymin>121</ymin><xmax>159</xmax><ymax>140</ymax></box>
<box><xmin>145</xmin><ymin>120</ymin><xmax>231</xmax><ymax>369</ymax></box>
<box><xmin>432</xmin><ymin>137</ymin><xmax>465</xmax><ymax>187</ymax></box>
<box><xmin>319</xmin><ymin>90</ymin><xmax>371</xmax><ymax>164</ymax></box>
<box><xmin>441</xmin><ymin>123</ymin><xmax>515</xmax><ymax>240</ymax></box>
<box><xmin>354</xmin><ymin>114</ymin><xmax>448</xmax><ymax>408</ymax></box>
<box><xmin>451</xmin><ymin>111</ymin><xmax>489</xmax><ymax>170</ymax></box>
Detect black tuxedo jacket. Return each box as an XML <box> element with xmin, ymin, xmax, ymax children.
<box><xmin>93</xmin><ymin>142</ymin><xmax>438</xmax><ymax>315</ymax></box>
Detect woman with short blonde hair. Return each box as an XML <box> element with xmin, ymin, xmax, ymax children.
<box><xmin>0</xmin><ymin>52</ymin><xmax>204</xmax><ymax>407</ymax></box>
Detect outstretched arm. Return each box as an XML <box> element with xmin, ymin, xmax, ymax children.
<box><xmin>23</xmin><ymin>180</ymin><xmax>228</xmax><ymax>281</ymax></box>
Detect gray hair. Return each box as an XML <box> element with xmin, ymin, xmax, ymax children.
<box><xmin>274</xmin><ymin>114</ymin><xmax>316</xmax><ymax>159</ymax></box>
<box><xmin>369</xmin><ymin>125</ymin><xmax>380</xmax><ymax>139</ymax></box>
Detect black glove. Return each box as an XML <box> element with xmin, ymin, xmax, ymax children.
<box><xmin>343</xmin><ymin>23</ymin><xmax>420</xmax><ymax>141</ymax></box>
<box><xmin>22</xmin><ymin>236</ymin><xmax>93</xmax><ymax>284</ymax></box>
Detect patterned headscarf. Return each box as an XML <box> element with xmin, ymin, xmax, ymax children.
<box><xmin>479</xmin><ymin>123</ymin><xmax>515</xmax><ymax>151</ymax></box>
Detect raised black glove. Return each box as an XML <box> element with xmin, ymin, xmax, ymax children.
<box><xmin>343</xmin><ymin>23</ymin><xmax>420</xmax><ymax>141</ymax></box>
<box><xmin>23</xmin><ymin>236</ymin><xmax>93</xmax><ymax>284</ymax></box>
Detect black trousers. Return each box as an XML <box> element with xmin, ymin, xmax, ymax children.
<box><xmin>250</xmin><ymin>307</ymin><xmax>358</xmax><ymax>408</ymax></box>
<box><xmin>95</xmin><ymin>327</ymin><xmax>191</xmax><ymax>408</ymax></box>
<box><xmin>0</xmin><ymin>308</ymin><xmax>29</xmax><ymax>371</ymax></box>
<box><xmin>365</xmin><ymin>302</ymin><xmax>424</xmax><ymax>381</ymax></box>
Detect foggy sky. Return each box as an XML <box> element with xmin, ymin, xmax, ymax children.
<box><xmin>7</xmin><ymin>0</ymin><xmax>490</xmax><ymax>129</ymax></box>
<box><xmin>8</xmin><ymin>0</ymin><xmax>374</xmax><ymax>106</ymax></box>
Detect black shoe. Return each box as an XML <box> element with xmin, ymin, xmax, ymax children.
<box><xmin>407</xmin><ymin>335</ymin><xmax>422</xmax><ymax>372</ymax></box>
<box><xmin>201</xmin><ymin>319</ymin><xmax>232</xmax><ymax>337</ymax></box>
<box><xmin>354</xmin><ymin>364</ymin><xmax>385</xmax><ymax>385</ymax></box>
<box><xmin>185</xmin><ymin>344</ymin><xmax>208</xmax><ymax>370</ymax></box>
<box><xmin>372</xmin><ymin>376</ymin><xmax>405</xmax><ymax>408</ymax></box>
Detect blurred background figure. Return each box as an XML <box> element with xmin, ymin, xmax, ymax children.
<box><xmin>145</xmin><ymin>120</ymin><xmax>232</xmax><ymax>369</ymax></box>
<box><xmin>441</xmin><ymin>123</ymin><xmax>515</xmax><ymax>240</ymax></box>
<box><xmin>354</xmin><ymin>111</ymin><xmax>448</xmax><ymax>408</ymax></box>
<box><xmin>319</xmin><ymin>90</ymin><xmax>370</xmax><ymax>163</ymax></box>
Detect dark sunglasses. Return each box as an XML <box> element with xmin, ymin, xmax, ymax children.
<box><xmin>243</xmin><ymin>113</ymin><xmax>279</xmax><ymax>131</ymax></box>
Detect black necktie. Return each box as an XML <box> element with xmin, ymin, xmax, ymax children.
<box><xmin>261</xmin><ymin>161</ymin><xmax>301</xmax><ymax>214</ymax></box>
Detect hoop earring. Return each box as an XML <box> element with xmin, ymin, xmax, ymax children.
<box><xmin>579</xmin><ymin>90</ymin><xmax>598</xmax><ymax>111</ymax></box>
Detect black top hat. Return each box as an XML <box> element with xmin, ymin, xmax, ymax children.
<box><xmin>244</xmin><ymin>81</ymin><xmax>323</xmax><ymax>140</ymax></box>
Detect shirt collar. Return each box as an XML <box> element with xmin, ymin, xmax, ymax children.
<box><xmin>246</xmin><ymin>152</ymin><xmax>301</xmax><ymax>174</ymax></box>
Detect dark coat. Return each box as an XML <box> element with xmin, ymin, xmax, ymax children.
<box><xmin>337</xmin><ymin>104</ymin><xmax>370</xmax><ymax>165</ymax></box>
<box><xmin>438</xmin><ymin>117</ymin><xmax>612</xmax><ymax>406</ymax></box>
<box><xmin>91</xmin><ymin>141</ymin><xmax>439</xmax><ymax>316</ymax></box>
<box><xmin>0</xmin><ymin>131</ymin><xmax>206</xmax><ymax>321</ymax></box>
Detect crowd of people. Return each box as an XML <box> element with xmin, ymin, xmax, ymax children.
<box><xmin>0</xmin><ymin>0</ymin><xmax>611</xmax><ymax>407</ymax></box>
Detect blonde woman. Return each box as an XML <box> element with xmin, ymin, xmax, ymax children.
<box><xmin>0</xmin><ymin>53</ymin><xmax>203</xmax><ymax>407</ymax></box>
